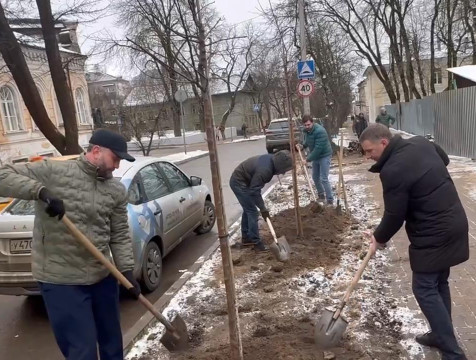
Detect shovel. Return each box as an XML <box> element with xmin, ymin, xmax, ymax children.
<box><xmin>315</xmin><ymin>246</ymin><xmax>373</xmax><ymax>349</ymax></box>
<box><xmin>61</xmin><ymin>215</ymin><xmax>189</xmax><ymax>352</ymax></box>
<box><xmin>265</xmin><ymin>217</ymin><xmax>291</xmax><ymax>262</ymax></box>
<box><xmin>297</xmin><ymin>146</ymin><xmax>318</xmax><ymax>203</ymax></box>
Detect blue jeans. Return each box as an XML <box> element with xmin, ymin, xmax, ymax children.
<box><xmin>230</xmin><ymin>178</ymin><xmax>261</xmax><ymax>244</ymax></box>
<box><xmin>412</xmin><ymin>270</ymin><xmax>466</xmax><ymax>360</ymax></box>
<box><xmin>311</xmin><ymin>155</ymin><xmax>333</xmax><ymax>203</ymax></box>
<box><xmin>39</xmin><ymin>275</ymin><xmax>123</xmax><ymax>360</ymax></box>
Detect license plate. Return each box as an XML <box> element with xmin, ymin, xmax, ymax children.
<box><xmin>10</xmin><ymin>239</ymin><xmax>32</xmax><ymax>254</ymax></box>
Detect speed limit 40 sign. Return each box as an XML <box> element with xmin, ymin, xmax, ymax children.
<box><xmin>297</xmin><ymin>79</ymin><xmax>315</xmax><ymax>97</ymax></box>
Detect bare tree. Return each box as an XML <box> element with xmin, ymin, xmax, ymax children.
<box><xmin>122</xmin><ymin>76</ymin><xmax>166</xmax><ymax>156</ymax></box>
<box><xmin>211</xmin><ymin>24</ymin><xmax>261</xmax><ymax>139</ymax></box>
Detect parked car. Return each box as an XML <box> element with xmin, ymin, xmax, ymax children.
<box><xmin>265</xmin><ymin>118</ymin><xmax>303</xmax><ymax>154</ymax></box>
<box><xmin>0</xmin><ymin>156</ymin><xmax>216</xmax><ymax>296</ymax></box>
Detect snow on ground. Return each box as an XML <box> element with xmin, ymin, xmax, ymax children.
<box><xmin>230</xmin><ymin>135</ymin><xmax>265</xmax><ymax>143</ymax></box>
<box><xmin>158</xmin><ymin>150</ymin><xmax>208</xmax><ymax>164</ymax></box>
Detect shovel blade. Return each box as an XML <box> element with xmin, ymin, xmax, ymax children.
<box><xmin>270</xmin><ymin>236</ymin><xmax>290</xmax><ymax>262</ymax></box>
<box><xmin>314</xmin><ymin>309</ymin><xmax>348</xmax><ymax>349</ymax></box>
<box><xmin>160</xmin><ymin>315</ymin><xmax>190</xmax><ymax>352</ymax></box>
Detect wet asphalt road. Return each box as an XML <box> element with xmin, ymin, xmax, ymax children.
<box><xmin>0</xmin><ymin>138</ymin><xmax>273</xmax><ymax>360</ymax></box>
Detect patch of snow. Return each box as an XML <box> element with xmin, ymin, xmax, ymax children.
<box><xmin>159</xmin><ymin>150</ymin><xmax>208</xmax><ymax>164</ymax></box>
<box><xmin>230</xmin><ymin>135</ymin><xmax>265</xmax><ymax>143</ymax></box>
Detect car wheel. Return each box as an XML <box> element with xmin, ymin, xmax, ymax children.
<box><xmin>267</xmin><ymin>147</ymin><xmax>274</xmax><ymax>154</ymax></box>
<box><xmin>141</xmin><ymin>241</ymin><xmax>162</xmax><ymax>293</ymax></box>
<box><xmin>195</xmin><ymin>200</ymin><xmax>216</xmax><ymax>234</ymax></box>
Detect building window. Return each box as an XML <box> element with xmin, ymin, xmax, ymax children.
<box><xmin>75</xmin><ymin>88</ymin><xmax>89</xmax><ymax>125</ymax></box>
<box><xmin>433</xmin><ymin>69</ymin><xmax>443</xmax><ymax>85</ymax></box>
<box><xmin>102</xmin><ymin>85</ymin><xmax>116</xmax><ymax>93</ymax></box>
<box><xmin>0</xmin><ymin>85</ymin><xmax>24</xmax><ymax>132</ymax></box>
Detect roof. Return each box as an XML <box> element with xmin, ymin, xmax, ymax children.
<box><xmin>15</xmin><ymin>32</ymin><xmax>83</xmax><ymax>56</ymax></box>
<box><xmin>447</xmin><ymin>65</ymin><xmax>476</xmax><ymax>83</ymax></box>
<box><xmin>86</xmin><ymin>72</ymin><xmax>127</xmax><ymax>83</ymax></box>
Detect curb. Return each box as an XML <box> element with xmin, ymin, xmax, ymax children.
<box><xmin>122</xmin><ymin>179</ymin><xmax>280</xmax><ymax>353</ymax></box>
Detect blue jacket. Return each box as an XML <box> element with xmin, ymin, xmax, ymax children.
<box><xmin>303</xmin><ymin>124</ymin><xmax>332</xmax><ymax>161</ymax></box>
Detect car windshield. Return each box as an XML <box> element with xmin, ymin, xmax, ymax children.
<box><xmin>4</xmin><ymin>199</ymin><xmax>36</xmax><ymax>216</ymax></box>
<box><xmin>268</xmin><ymin>121</ymin><xmax>289</xmax><ymax>130</ymax></box>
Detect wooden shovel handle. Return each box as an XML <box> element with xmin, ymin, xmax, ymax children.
<box><xmin>265</xmin><ymin>218</ymin><xmax>279</xmax><ymax>245</ymax></box>
<box><xmin>297</xmin><ymin>147</ymin><xmax>318</xmax><ymax>202</ymax></box>
<box><xmin>333</xmin><ymin>247</ymin><xmax>373</xmax><ymax>319</ymax></box>
<box><xmin>61</xmin><ymin>215</ymin><xmax>177</xmax><ymax>334</ymax></box>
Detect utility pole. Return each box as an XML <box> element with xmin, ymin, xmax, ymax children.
<box><xmin>299</xmin><ymin>0</ymin><xmax>311</xmax><ymax>116</ymax></box>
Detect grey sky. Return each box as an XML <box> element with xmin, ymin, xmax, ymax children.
<box><xmin>76</xmin><ymin>0</ymin><xmax>267</xmax><ymax>76</ymax></box>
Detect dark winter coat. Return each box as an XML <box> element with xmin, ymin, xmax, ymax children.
<box><xmin>375</xmin><ymin>113</ymin><xmax>396</xmax><ymax>127</ymax></box>
<box><xmin>303</xmin><ymin>124</ymin><xmax>332</xmax><ymax>162</ymax></box>
<box><xmin>370</xmin><ymin>135</ymin><xmax>469</xmax><ymax>273</ymax></box>
<box><xmin>230</xmin><ymin>151</ymin><xmax>292</xmax><ymax>211</ymax></box>
<box><xmin>355</xmin><ymin>116</ymin><xmax>368</xmax><ymax>137</ymax></box>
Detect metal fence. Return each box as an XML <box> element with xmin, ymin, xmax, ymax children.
<box><xmin>434</xmin><ymin>86</ymin><xmax>476</xmax><ymax>159</ymax></box>
<box><xmin>384</xmin><ymin>87</ymin><xmax>476</xmax><ymax>158</ymax></box>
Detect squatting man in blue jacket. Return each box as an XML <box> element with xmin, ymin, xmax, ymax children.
<box><xmin>230</xmin><ymin>150</ymin><xmax>293</xmax><ymax>251</ymax></box>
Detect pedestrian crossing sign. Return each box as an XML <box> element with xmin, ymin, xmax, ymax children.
<box><xmin>297</xmin><ymin>60</ymin><xmax>315</xmax><ymax>79</ymax></box>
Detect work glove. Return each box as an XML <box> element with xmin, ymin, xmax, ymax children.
<box><xmin>39</xmin><ymin>188</ymin><xmax>65</xmax><ymax>220</ymax></box>
<box><xmin>122</xmin><ymin>270</ymin><xmax>141</xmax><ymax>299</ymax></box>
<box><xmin>261</xmin><ymin>210</ymin><xmax>270</xmax><ymax>221</ymax></box>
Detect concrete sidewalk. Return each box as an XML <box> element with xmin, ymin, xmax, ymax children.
<box><xmin>341</xmin><ymin>132</ymin><xmax>476</xmax><ymax>359</ymax></box>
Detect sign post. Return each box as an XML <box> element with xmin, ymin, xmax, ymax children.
<box><xmin>174</xmin><ymin>89</ymin><xmax>188</xmax><ymax>154</ymax></box>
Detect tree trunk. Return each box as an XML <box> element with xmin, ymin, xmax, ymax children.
<box><xmin>397</xmin><ymin>14</ymin><xmax>421</xmax><ymax>99</ymax></box>
<box><xmin>36</xmin><ymin>0</ymin><xmax>81</xmax><ymax>154</ymax></box>
<box><xmin>430</xmin><ymin>0</ymin><xmax>441</xmax><ymax>94</ymax></box>
<box><xmin>195</xmin><ymin>1</ymin><xmax>243</xmax><ymax>358</ymax></box>
<box><xmin>0</xmin><ymin>3</ymin><xmax>68</xmax><ymax>154</ymax></box>
<box><xmin>413</xmin><ymin>34</ymin><xmax>427</xmax><ymax>97</ymax></box>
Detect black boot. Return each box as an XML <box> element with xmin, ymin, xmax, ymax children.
<box><xmin>415</xmin><ymin>332</ymin><xmax>440</xmax><ymax>348</ymax></box>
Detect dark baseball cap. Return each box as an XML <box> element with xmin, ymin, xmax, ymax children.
<box><xmin>89</xmin><ymin>129</ymin><xmax>135</xmax><ymax>162</ymax></box>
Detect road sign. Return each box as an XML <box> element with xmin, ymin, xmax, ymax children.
<box><xmin>297</xmin><ymin>79</ymin><xmax>315</xmax><ymax>97</ymax></box>
<box><xmin>297</xmin><ymin>60</ymin><xmax>315</xmax><ymax>79</ymax></box>
<box><xmin>253</xmin><ymin>104</ymin><xmax>261</xmax><ymax>113</ymax></box>
<box><xmin>174</xmin><ymin>89</ymin><xmax>187</xmax><ymax>103</ymax></box>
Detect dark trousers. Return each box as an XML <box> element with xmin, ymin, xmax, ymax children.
<box><xmin>412</xmin><ymin>269</ymin><xmax>466</xmax><ymax>360</ymax></box>
<box><xmin>229</xmin><ymin>178</ymin><xmax>261</xmax><ymax>244</ymax></box>
<box><xmin>39</xmin><ymin>275</ymin><xmax>123</xmax><ymax>360</ymax></box>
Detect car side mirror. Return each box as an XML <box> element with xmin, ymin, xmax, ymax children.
<box><xmin>190</xmin><ymin>176</ymin><xmax>202</xmax><ymax>186</ymax></box>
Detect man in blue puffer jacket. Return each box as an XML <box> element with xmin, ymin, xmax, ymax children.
<box><xmin>297</xmin><ymin>115</ymin><xmax>333</xmax><ymax>204</ymax></box>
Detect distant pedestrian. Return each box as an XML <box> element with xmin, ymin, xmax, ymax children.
<box><xmin>375</xmin><ymin>107</ymin><xmax>395</xmax><ymax>128</ymax></box>
<box><xmin>230</xmin><ymin>150</ymin><xmax>293</xmax><ymax>251</ymax></box>
<box><xmin>216</xmin><ymin>126</ymin><xmax>220</xmax><ymax>141</ymax></box>
<box><xmin>296</xmin><ymin>115</ymin><xmax>333</xmax><ymax>205</ymax></box>
<box><xmin>0</xmin><ymin>129</ymin><xmax>140</xmax><ymax>360</ymax></box>
<box><xmin>360</xmin><ymin>124</ymin><xmax>468</xmax><ymax>360</ymax></box>
<box><xmin>355</xmin><ymin>112</ymin><xmax>368</xmax><ymax>139</ymax></box>
<box><xmin>241</xmin><ymin>122</ymin><xmax>248</xmax><ymax>139</ymax></box>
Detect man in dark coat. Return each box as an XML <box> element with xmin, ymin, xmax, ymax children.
<box><xmin>355</xmin><ymin>112</ymin><xmax>368</xmax><ymax>139</ymax></box>
<box><xmin>230</xmin><ymin>150</ymin><xmax>293</xmax><ymax>251</ymax></box>
<box><xmin>360</xmin><ymin>124</ymin><xmax>468</xmax><ymax>360</ymax></box>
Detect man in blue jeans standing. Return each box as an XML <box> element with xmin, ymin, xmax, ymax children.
<box><xmin>230</xmin><ymin>150</ymin><xmax>293</xmax><ymax>250</ymax></box>
<box><xmin>297</xmin><ymin>115</ymin><xmax>333</xmax><ymax>205</ymax></box>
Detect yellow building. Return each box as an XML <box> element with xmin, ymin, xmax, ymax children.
<box><xmin>359</xmin><ymin>57</ymin><xmax>461</xmax><ymax>123</ymax></box>
<box><xmin>0</xmin><ymin>19</ymin><xmax>93</xmax><ymax>165</ymax></box>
